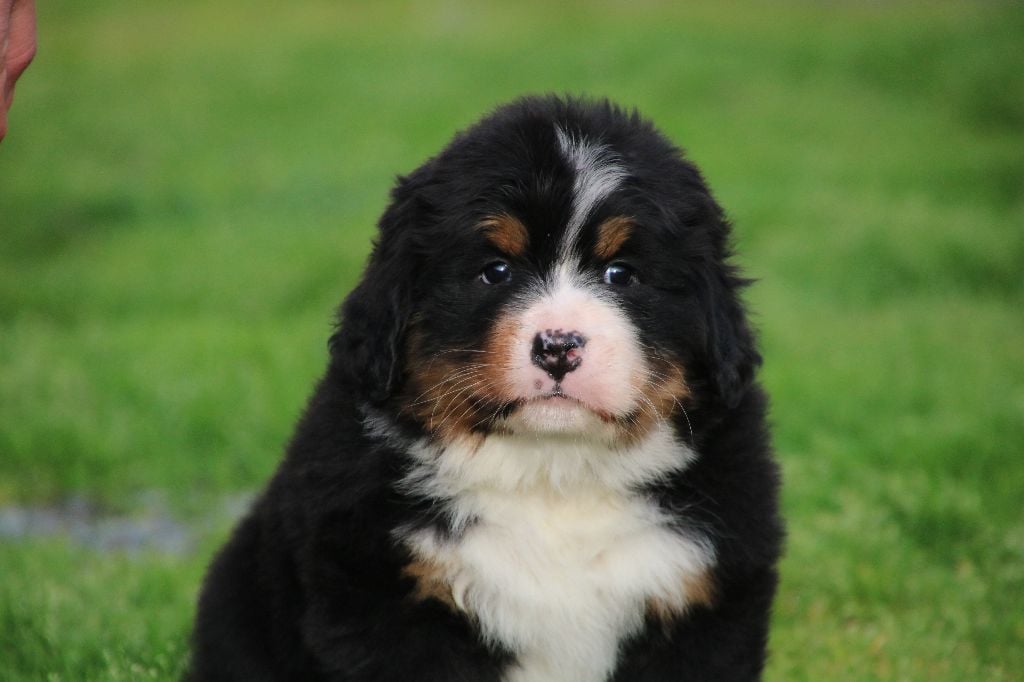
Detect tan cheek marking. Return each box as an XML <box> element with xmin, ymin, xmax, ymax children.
<box><xmin>620</xmin><ymin>356</ymin><xmax>690</xmax><ymax>443</ymax></box>
<box><xmin>402</xmin><ymin>559</ymin><xmax>459</xmax><ymax>610</ymax></box>
<box><xmin>479</xmin><ymin>310</ymin><xmax>523</xmax><ymax>399</ymax></box>
<box><xmin>400</xmin><ymin>318</ymin><xmax>520</xmax><ymax>443</ymax></box>
<box><xmin>478</xmin><ymin>214</ymin><xmax>530</xmax><ymax>257</ymax></box>
<box><xmin>646</xmin><ymin>568</ymin><xmax>717</xmax><ymax>624</ymax></box>
<box><xmin>403</xmin><ymin>354</ymin><xmax>480</xmax><ymax>442</ymax></box>
<box><xmin>400</xmin><ymin>329</ymin><xmax>473</xmax><ymax>440</ymax></box>
<box><xmin>594</xmin><ymin>215</ymin><xmax>634</xmax><ymax>261</ymax></box>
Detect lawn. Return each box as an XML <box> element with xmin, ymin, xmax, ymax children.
<box><xmin>1</xmin><ymin>0</ymin><xmax>1022</xmax><ymax>679</ymax></box>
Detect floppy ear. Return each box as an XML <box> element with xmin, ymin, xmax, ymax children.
<box><xmin>705</xmin><ymin>265</ymin><xmax>762</xmax><ymax>409</ymax></box>
<box><xmin>679</xmin><ymin>179</ymin><xmax>762</xmax><ymax>409</ymax></box>
<box><xmin>695</xmin><ymin>196</ymin><xmax>762</xmax><ymax>408</ymax></box>
<box><xmin>329</xmin><ymin>181</ymin><xmax>423</xmax><ymax>403</ymax></box>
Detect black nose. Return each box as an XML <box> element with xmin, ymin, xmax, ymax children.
<box><xmin>531</xmin><ymin>329</ymin><xmax>587</xmax><ymax>382</ymax></box>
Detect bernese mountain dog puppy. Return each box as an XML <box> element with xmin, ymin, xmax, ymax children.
<box><xmin>188</xmin><ymin>95</ymin><xmax>783</xmax><ymax>682</ymax></box>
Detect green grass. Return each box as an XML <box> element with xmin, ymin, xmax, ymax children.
<box><xmin>0</xmin><ymin>540</ymin><xmax>200</xmax><ymax>680</ymax></box>
<box><xmin>2</xmin><ymin>0</ymin><xmax>1022</xmax><ymax>679</ymax></box>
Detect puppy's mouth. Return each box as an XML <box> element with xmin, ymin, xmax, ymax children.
<box><xmin>538</xmin><ymin>385</ymin><xmax>571</xmax><ymax>401</ymax></box>
<box><xmin>516</xmin><ymin>387</ymin><xmax>616</xmax><ymax>423</ymax></box>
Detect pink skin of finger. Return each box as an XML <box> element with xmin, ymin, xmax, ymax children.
<box><xmin>0</xmin><ymin>0</ymin><xmax>37</xmax><ymax>142</ymax></box>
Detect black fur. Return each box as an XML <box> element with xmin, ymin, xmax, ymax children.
<box><xmin>188</xmin><ymin>95</ymin><xmax>783</xmax><ymax>681</ymax></box>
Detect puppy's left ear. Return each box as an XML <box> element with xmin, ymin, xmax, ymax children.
<box><xmin>705</xmin><ymin>265</ymin><xmax>761</xmax><ymax>409</ymax></box>
<box><xmin>698</xmin><ymin>198</ymin><xmax>762</xmax><ymax>409</ymax></box>
<box><xmin>329</xmin><ymin>178</ymin><xmax>424</xmax><ymax>403</ymax></box>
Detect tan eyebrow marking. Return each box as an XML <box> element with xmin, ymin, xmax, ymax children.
<box><xmin>477</xmin><ymin>214</ymin><xmax>530</xmax><ymax>257</ymax></box>
<box><xmin>594</xmin><ymin>215</ymin><xmax>634</xmax><ymax>260</ymax></box>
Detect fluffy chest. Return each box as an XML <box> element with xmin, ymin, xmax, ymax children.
<box><xmin>404</xmin><ymin>488</ymin><xmax>715</xmax><ymax>682</ymax></box>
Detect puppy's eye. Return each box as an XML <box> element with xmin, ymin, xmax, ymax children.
<box><xmin>480</xmin><ymin>261</ymin><xmax>512</xmax><ymax>285</ymax></box>
<box><xmin>602</xmin><ymin>263</ymin><xmax>636</xmax><ymax>286</ymax></box>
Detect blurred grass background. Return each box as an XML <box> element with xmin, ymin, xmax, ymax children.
<box><xmin>1</xmin><ymin>0</ymin><xmax>1022</xmax><ymax>679</ymax></box>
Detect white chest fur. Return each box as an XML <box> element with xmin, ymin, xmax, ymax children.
<box><xmin>398</xmin><ymin>427</ymin><xmax>716</xmax><ymax>682</ymax></box>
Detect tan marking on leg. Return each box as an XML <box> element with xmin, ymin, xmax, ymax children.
<box><xmin>402</xmin><ymin>559</ymin><xmax>458</xmax><ymax>610</ymax></box>
<box><xmin>647</xmin><ymin>568</ymin><xmax>717</xmax><ymax>624</ymax></box>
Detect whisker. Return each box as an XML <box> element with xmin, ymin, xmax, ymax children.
<box><xmin>470</xmin><ymin>398</ymin><xmax>515</xmax><ymax>432</ymax></box>
<box><xmin>449</xmin><ymin>390</ymin><xmax>495</xmax><ymax>432</ymax></box>
<box><xmin>431</xmin><ymin>378</ymin><xmax>489</xmax><ymax>422</ymax></box>
<box><xmin>407</xmin><ymin>368</ymin><xmax>487</xmax><ymax>406</ymax></box>
<box><xmin>434</xmin><ymin>381</ymin><xmax>496</xmax><ymax>435</ymax></box>
<box><xmin>439</xmin><ymin>378</ymin><xmax>489</xmax><ymax>417</ymax></box>
<box><xmin>670</xmin><ymin>396</ymin><xmax>696</xmax><ymax>448</ymax></box>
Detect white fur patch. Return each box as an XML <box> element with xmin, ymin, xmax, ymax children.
<box><xmin>397</xmin><ymin>424</ymin><xmax>714</xmax><ymax>682</ymax></box>
<box><xmin>402</xmin><ymin>421</ymin><xmax>692</xmax><ymax>504</ymax></box>
<box><xmin>555</xmin><ymin>126</ymin><xmax>628</xmax><ymax>259</ymax></box>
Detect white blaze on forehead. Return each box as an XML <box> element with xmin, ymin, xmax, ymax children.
<box><xmin>554</xmin><ymin>126</ymin><xmax>628</xmax><ymax>259</ymax></box>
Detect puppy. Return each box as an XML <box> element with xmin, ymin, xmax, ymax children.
<box><xmin>188</xmin><ymin>95</ymin><xmax>783</xmax><ymax>682</ymax></box>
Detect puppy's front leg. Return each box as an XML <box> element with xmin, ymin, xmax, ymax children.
<box><xmin>298</xmin><ymin>532</ymin><xmax>508</xmax><ymax>682</ymax></box>
<box><xmin>611</xmin><ymin>565</ymin><xmax>779</xmax><ymax>682</ymax></box>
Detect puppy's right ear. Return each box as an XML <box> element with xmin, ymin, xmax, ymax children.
<box><xmin>329</xmin><ymin>177</ymin><xmax>424</xmax><ymax>403</ymax></box>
